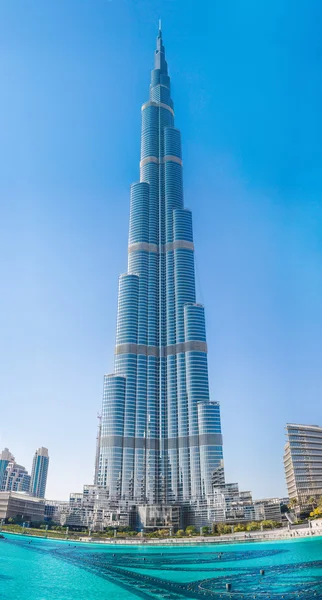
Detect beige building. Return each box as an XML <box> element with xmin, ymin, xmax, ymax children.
<box><xmin>0</xmin><ymin>491</ymin><xmax>45</xmax><ymax>523</ymax></box>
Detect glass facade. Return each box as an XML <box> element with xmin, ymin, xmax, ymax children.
<box><xmin>0</xmin><ymin>449</ymin><xmax>15</xmax><ymax>490</ymax></box>
<box><xmin>30</xmin><ymin>447</ymin><xmax>49</xmax><ymax>499</ymax></box>
<box><xmin>0</xmin><ymin>461</ymin><xmax>10</xmax><ymax>490</ymax></box>
<box><xmin>98</xmin><ymin>27</ymin><xmax>225</xmax><ymax>518</ymax></box>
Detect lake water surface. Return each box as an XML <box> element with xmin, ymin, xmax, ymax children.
<box><xmin>1</xmin><ymin>533</ymin><xmax>322</xmax><ymax>598</ymax></box>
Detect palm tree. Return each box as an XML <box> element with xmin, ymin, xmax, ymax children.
<box><xmin>288</xmin><ymin>498</ymin><xmax>298</xmax><ymax>510</ymax></box>
<box><xmin>308</xmin><ymin>496</ymin><xmax>317</xmax><ymax>511</ymax></box>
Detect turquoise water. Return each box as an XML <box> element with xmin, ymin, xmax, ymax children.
<box><xmin>1</xmin><ymin>534</ymin><xmax>322</xmax><ymax>598</ymax></box>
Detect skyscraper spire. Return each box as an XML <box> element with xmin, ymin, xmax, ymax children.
<box><xmin>98</xmin><ymin>29</ymin><xmax>225</xmax><ymax>526</ymax></box>
<box><xmin>155</xmin><ymin>21</ymin><xmax>167</xmax><ymax>74</ymax></box>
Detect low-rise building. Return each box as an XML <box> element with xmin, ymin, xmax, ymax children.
<box><xmin>212</xmin><ymin>482</ymin><xmax>255</xmax><ymax>523</ymax></box>
<box><xmin>136</xmin><ymin>504</ymin><xmax>181</xmax><ymax>530</ymax></box>
<box><xmin>0</xmin><ymin>491</ymin><xmax>45</xmax><ymax>523</ymax></box>
<box><xmin>253</xmin><ymin>501</ymin><xmax>282</xmax><ymax>523</ymax></box>
<box><xmin>47</xmin><ymin>486</ymin><xmax>180</xmax><ymax>532</ymax></box>
<box><xmin>211</xmin><ymin>484</ymin><xmax>283</xmax><ymax>525</ymax></box>
<box><xmin>44</xmin><ymin>499</ymin><xmax>69</xmax><ymax>523</ymax></box>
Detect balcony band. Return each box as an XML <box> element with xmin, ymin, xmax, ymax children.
<box><xmin>128</xmin><ymin>242</ymin><xmax>158</xmax><ymax>254</ymax></box>
<box><xmin>141</xmin><ymin>100</ymin><xmax>175</xmax><ymax>115</ymax></box>
<box><xmin>140</xmin><ymin>155</ymin><xmax>183</xmax><ymax>168</ymax></box>
<box><xmin>115</xmin><ymin>340</ymin><xmax>207</xmax><ymax>357</ymax></box>
<box><xmin>100</xmin><ymin>433</ymin><xmax>222</xmax><ymax>450</ymax></box>
<box><xmin>128</xmin><ymin>240</ymin><xmax>194</xmax><ymax>254</ymax></box>
<box><xmin>151</xmin><ymin>83</ymin><xmax>170</xmax><ymax>90</ymax></box>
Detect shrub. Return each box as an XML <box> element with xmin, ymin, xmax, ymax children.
<box><xmin>201</xmin><ymin>526</ymin><xmax>210</xmax><ymax>536</ymax></box>
<box><xmin>271</xmin><ymin>521</ymin><xmax>282</xmax><ymax>529</ymax></box>
<box><xmin>157</xmin><ymin>529</ymin><xmax>169</xmax><ymax>537</ymax></box>
<box><xmin>246</xmin><ymin>522</ymin><xmax>261</xmax><ymax>532</ymax></box>
<box><xmin>216</xmin><ymin>522</ymin><xmax>232</xmax><ymax>535</ymax></box>
<box><xmin>234</xmin><ymin>523</ymin><xmax>246</xmax><ymax>532</ymax></box>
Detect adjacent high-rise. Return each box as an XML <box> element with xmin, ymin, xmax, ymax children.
<box><xmin>98</xmin><ymin>26</ymin><xmax>225</xmax><ymax>522</ymax></box>
<box><xmin>0</xmin><ymin>448</ymin><xmax>15</xmax><ymax>489</ymax></box>
<box><xmin>0</xmin><ymin>448</ymin><xmax>31</xmax><ymax>493</ymax></box>
<box><xmin>30</xmin><ymin>447</ymin><xmax>49</xmax><ymax>498</ymax></box>
<box><xmin>284</xmin><ymin>423</ymin><xmax>322</xmax><ymax>503</ymax></box>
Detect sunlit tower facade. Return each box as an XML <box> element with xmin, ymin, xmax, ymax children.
<box><xmin>98</xmin><ymin>26</ymin><xmax>225</xmax><ymax>524</ymax></box>
<box><xmin>30</xmin><ymin>447</ymin><xmax>49</xmax><ymax>499</ymax></box>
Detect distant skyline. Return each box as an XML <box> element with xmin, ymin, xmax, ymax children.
<box><xmin>1</xmin><ymin>0</ymin><xmax>321</xmax><ymax>500</ymax></box>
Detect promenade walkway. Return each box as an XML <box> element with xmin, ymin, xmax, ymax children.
<box><xmin>78</xmin><ymin>519</ymin><xmax>322</xmax><ymax>546</ymax></box>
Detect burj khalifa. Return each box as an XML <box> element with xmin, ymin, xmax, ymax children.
<box><xmin>97</xmin><ymin>26</ymin><xmax>225</xmax><ymax>523</ymax></box>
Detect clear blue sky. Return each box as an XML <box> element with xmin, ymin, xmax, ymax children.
<box><xmin>0</xmin><ymin>0</ymin><xmax>321</xmax><ymax>501</ymax></box>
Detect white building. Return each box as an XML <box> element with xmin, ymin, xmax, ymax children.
<box><xmin>253</xmin><ymin>501</ymin><xmax>282</xmax><ymax>523</ymax></box>
<box><xmin>212</xmin><ymin>482</ymin><xmax>255</xmax><ymax>523</ymax></box>
<box><xmin>1</xmin><ymin>461</ymin><xmax>30</xmax><ymax>493</ymax></box>
<box><xmin>45</xmin><ymin>499</ymin><xmax>69</xmax><ymax>523</ymax></box>
<box><xmin>284</xmin><ymin>423</ymin><xmax>322</xmax><ymax>504</ymax></box>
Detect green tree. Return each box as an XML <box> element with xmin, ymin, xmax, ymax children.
<box><xmin>271</xmin><ymin>521</ymin><xmax>282</xmax><ymax>529</ymax></box>
<box><xmin>157</xmin><ymin>529</ymin><xmax>169</xmax><ymax>537</ymax></box>
<box><xmin>7</xmin><ymin>517</ymin><xmax>16</xmax><ymax>525</ymax></box>
<box><xmin>215</xmin><ymin>522</ymin><xmax>225</xmax><ymax>534</ymax></box>
<box><xmin>147</xmin><ymin>531</ymin><xmax>158</xmax><ymax>538</ymax></box>
<box><xmin>118</xmin><ymin>526</ymin><xmax>134</xmax><ymax>533</ymax></box>
<box><xmin>308</xmin><ymin>496</ymin><xmax>317</xmax><ymax>511</ymax></box>
<box><xmin>216</xmin><ymin>523</ymin><xmax>231</xmax><ymax>535</ymax></box>
<box><xmin>234</xmin><ymin>523</ymin><xmax>246</xmax><ymax>532</ymax></box>
<box><xmin>176</xmin><ymin>529</ymin><xmax>185</xmax><ymax>537</ymax></box>
<box><xmin>246</xmin><ymin>522</ymin><xmax>261</xmax><ymax>532</ymax></box>
<box><xmin>185</xmin><ymin>525</ymin><xmax>197</xmax><ymax>536</ymax></box>
<box><xmin>104</xmin><ymin>530</ymin><xmax>114</xmax><ymax>538</ymax></box>
<box><xmin>31</xmin><ymin>521</ymin><xmax>43</xmax><ymax>529</ymax></box>
<box><xmin>288</xmin><ymin>498</ymin><xmax>298</xmax><ymax>509</ymax></box>
<box><xmin>201</xmin><ymin>526</ymin><xmax>210</xmax><ymax>536</ymax></box>
<box><xmin>261</xmin><ymin>520</ymin><xmax>274</xmax><ymax>530</ymax></box>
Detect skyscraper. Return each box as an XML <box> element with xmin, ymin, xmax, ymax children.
<box><xmin>284</xmin><ymin>423</ymin><xmax>322</xmax><ymax>503</ymax></box>
<box><xmin>98</xmin><ymin>26</ymin><xmax>224</xmax><ymax>524</ymax></box>
<box><xmin>0</xmin><ymin>448</ymin><xmax>15</xmax><ymax>489</ymax></box>
<box><xmin>1</xmin><ymin>459</ymin><xmax>31</xmax><ymax>493</ymax></box>
<box><xmin>30</xmin><ymin>447</ymin><xmax>49</xmax><ymax>499</ymax></box>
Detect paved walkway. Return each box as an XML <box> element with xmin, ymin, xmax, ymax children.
<box><xmin>78</xmin><ymin>523</ymin><xmax>322</xmax><ymax>545</ymax></box>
